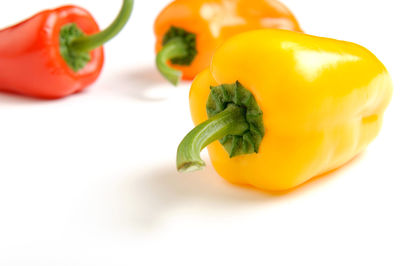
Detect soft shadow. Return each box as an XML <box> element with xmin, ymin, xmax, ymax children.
<box><xmin>109</xmin><ymin>66</ymin><xmax>190</xmax><ymax>102</ymax></box>
<box><xmin>118</xmin><ymin>153</ymin><xmax>365</xmax><ymax>230</ymax></box>
<box><xmin>118</xmin><ymin>163</ymin><xmax>272</xmax><ymax>230</ymax></box>
<box><xmin>0</xmin><ymin>87</ymin><xmax>89</xmax><ymax>106</ymax></box>
<box><xmin>0</xmin><ymin>91</ymin><xmax>42</xmax><ymax>106</ymax></box>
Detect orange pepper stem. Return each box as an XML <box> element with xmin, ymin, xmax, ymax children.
<box><xmin>177</xmin><ymin>104</ymin><xmax>249</xmax><ymax>172</ymax></box>
<box><xmin>156</xmin><ymin>37</ymin><xmax>188</xmax><ymax>85</ymax></box>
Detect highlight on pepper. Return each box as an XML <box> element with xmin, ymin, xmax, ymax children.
<box><xmin>0</xmin><ymin>0</ymin><xmax>134</xmax><ymax>99</ymax></box>
<box><xmin>154</xmin><ymin>0</ymin><xmax>302</xmax><ymax>85</ymax></box>
<box><xmin>176</xmin><ymin>29</ymin><xmax>393</xmax><ymax>191</ymax></box>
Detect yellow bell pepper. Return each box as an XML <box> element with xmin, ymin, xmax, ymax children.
<box><xmin>176</xmin><ymin>29</ymin><xmax>393</xmax><ymax>191</ymax></box>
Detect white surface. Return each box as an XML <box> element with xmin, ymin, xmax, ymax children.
<box><xmin>0</xmin><ymin>0</ymin><xmax>399</xmax><ymax>265</ymax></box>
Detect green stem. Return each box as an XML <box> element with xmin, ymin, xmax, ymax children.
<box><xmin>156</xmin><ymin>38</ymin><xmax>188</xmax><ymax>86</ymax></box>
<box><xmin>70</xmin><ymin>0</ymin><xmax>134</xmax><ymax>52</ymax></box>
<box><xmin>177</xmin><ymin>104</ymin><xmax>249</xmax><ymax>172</ymax></box>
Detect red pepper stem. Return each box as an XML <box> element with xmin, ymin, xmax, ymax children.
<box><xmin>70</xmin><ymin>0</ymin><xmax>134</xmax><ymax>52</ymax></box>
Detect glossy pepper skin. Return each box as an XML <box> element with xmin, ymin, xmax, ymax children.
<box><xmin>154</xmin><ymin>0</ymin><xmax>302</xmax><ymax>84</ymax></box>
<box><xmin>0</xmin><ymin>6</ymin><xmax>103</xmax><ymax>99</ymax></box>
<box><xmin>179</xmin><ymin>29</ymin><xmax>392</xmax><ymax>191</ymax></box>
<box><xmin>0</xmin><ymin>0</ymin><xmax>133</xmax><ymax>99</ymax></box>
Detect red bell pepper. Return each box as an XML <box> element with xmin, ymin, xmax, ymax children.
<box><xmin>0</xmin><ymin>0</ymin><xmax>133</xmax><ymax>99</ymax></box>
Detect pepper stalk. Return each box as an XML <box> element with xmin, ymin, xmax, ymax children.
<box><xmin>60</xmin><ymin>0</ymin><xmax>134</xmax><ymax>72</ymax></box>
<box><xmin>156</xmin><ymin>26</ymin><xmax>197</xmax><ymax>85</ymax></box>
<box><xmin>177</xmin><ymin>104</ymin><xmax>249</xmax><ymax>172</ymax></box>
<box><xmin>177</xmin><ymin>81</ymin><xmax>265</xmax><ymax>172</ymax></box>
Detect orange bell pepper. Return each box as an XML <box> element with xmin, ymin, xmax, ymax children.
<box><xmin>154</xmin><ymin>0</ymin><xmax>302</xmax><ymax>85</ymax></box>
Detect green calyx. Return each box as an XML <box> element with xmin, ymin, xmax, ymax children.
<box><xmin>207</xmin><ymin>81</ymin><xmax>265</xmax><ymax>157</ymax></box>
<box><xmin>156</xmin><ymin>26</ymin><xmax>197</xmax><ymax>85</ymax></box>
<box><xmin>162</xmin><ymin>26</ymin><xmax>197</xmax><ymax>65</ymax></box>
<box><xmin>176</xmin><ymin>82</ymin><xmax>265</xmax><ymax>173</ymax></box>
<box><xmin>59</xmin><ymin>0</ymin><xmax>134</xmax><ymax>72</ymax></box>
<box><xmin>59</xmin><ymin>23</ymin><xmax>91</xmax><ymax>72</ymax></box>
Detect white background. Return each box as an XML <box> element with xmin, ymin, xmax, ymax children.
<box><xmin>0</xmin><ymin>0</ymin><xmax>399</xmax><ymax>265</ymax></box>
